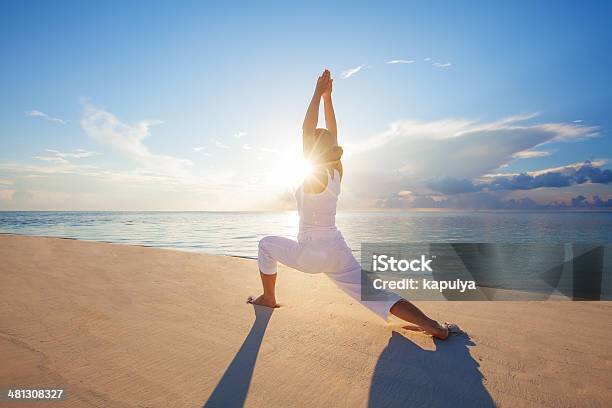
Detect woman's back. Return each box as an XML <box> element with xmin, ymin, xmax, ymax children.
<box><xmin>295</xmin><ymin>169</ymin><xmax>341</xmax><ymax>236</ymax></box>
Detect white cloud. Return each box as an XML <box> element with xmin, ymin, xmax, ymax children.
<box><xmin>534</xmin><ymin>123</ymin><xmax>599</xmax><ymax>141</ymax></box>
<box><xmin>3</xmin><ymin>105</ymin><xmax>296</xmax><ymax>210</ymax></box>
<box><xmin>80</xmin><ymin>104</ymin><xmax>192</xmax><ymax>175</ymax></box>
<box><xmin>486</xmin><ymin>159</ymin><xmax>608</xmax><ymax>179</ymax></box>
<box><xmin>32</xmin><ymin>155</ymin><xmax>68</xmax><ymax>164</ymax></box>
<box><xmin>243</xmin><ymin>143</ymin><xmax>278</xmax><ymax>153</ymax></box>
<box><xmin>386</xmin><ymin>59</ymin><xmax>414</xmax><ymax>64</ymax></box>
<box><xmin>32</xmin><ymin>149</ymin><xmax>97</xmax><ymax>164</ymax></box>
<box><xmin>433</xmin><ymin>62</ymin><xmax>452</xmax><ymax>68</ymax></box>
<box><xmin>424</xmin><ymin>57</ymin><xmax>432</xmax><ymax>61</ymax></box>
<box><xmin>258</xmin><ymin>147</ymin><xmax>279</xmax><ymax>153</ymax></box>
<box><xmin>215</xmin><ymin>140</ymin><xmax>230</xmax><ymax>149</ymax></box>
<box><xmin>512</xmin><ymin>150</ymin><xmax>551</xmax><ymax>159</ymax></box>
<box><xmin>25</xmin><ymin>110</ymin><xmax>66</xmax><ymax>124</ymax></box>
<box><xmin>343</xmin><ymin>114</ymin><xmax>600</xmax><ymax>201</ymax></box>
<box><xmin>341</xmin><ymin>64</ymin><xmax>367</xmax><ymax>79</ymax></box>
<box><xmin>458</xmin><ymin>113</ymin><xmax>539</xmax><ymax>134</ymax></box>
<box><xmin>0</xmin><ymin>158</ymin><xmax>246</xmax><ymax>210</ymax></box>
<box><xmin>345</xmin><ymin>118</ymin><xmax>476</xmax><ymax>153</ymax></box>
<box><xmin>47</xmin><ymin>148</ymin><xmax>97</xmax><ymax>158</ymax></box>
<box><xmin>234</xmin><ymin>131</ymin><xmax>248</xmax><ymax>138</ymax></box>
<box><xmin>192</xmin><ymin>146</ymin><xmax>211</xmax><ymax>156</ymax></box>
<box><xmin>573</xmin><ymin>119</ymin><xmax>583</xmax><ymax>123</ymax></box>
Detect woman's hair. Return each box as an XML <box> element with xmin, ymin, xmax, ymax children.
<box><xmin>310</xmin><ymin>128</ymin><xmax>343</xmax><ymax>177</ymax></box>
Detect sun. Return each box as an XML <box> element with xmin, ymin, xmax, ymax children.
<box><xmin>276</xmin><ymin>155</ymin><xmax>313</xmax><ymax>188</ymax></box>
<box><xmin>295</xmin><ymin>159</ymin><xmax>313</xmax><ymax>180</ymax></box>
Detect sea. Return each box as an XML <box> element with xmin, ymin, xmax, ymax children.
<box><xmin>1</xmin><ymin>211</ymin><xmax>611</xmax><ymax>259</ymax></box>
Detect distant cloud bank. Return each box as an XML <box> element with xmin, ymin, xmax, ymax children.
<box><xmin>378</xmin><ymin>192</ymin><xmax>612</xmax><ymax>210</ymax></box>
<box><xmin>427</xmin><ymin>161</ymin><xmax>612</xmax><ymax>195</ymax></box>
<box><xmin>342</xmin><ymin>113</ymin><xmax>607</xmax><ymax>210</ymax></box>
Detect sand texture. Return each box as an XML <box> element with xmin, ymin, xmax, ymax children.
<box><xmin>1</xmin><ymin>234</ymin><xmax>611</xmax><ymax>407</ymax></box>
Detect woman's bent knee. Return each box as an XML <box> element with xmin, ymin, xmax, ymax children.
<box><xmin>258</xmin><ymin>236</ymin><xmax>278</xmax><ymax>275</ymax></box>
<box><xmin>258</xmin><ymin>236</ymin><xmax>274</xmax><ymax>252</ymax></box>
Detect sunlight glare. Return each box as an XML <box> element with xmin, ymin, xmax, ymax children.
<box><xmin>277</xmin><ymin>155</ymin><xmax>313</xmax><ymax>188</ymax></box>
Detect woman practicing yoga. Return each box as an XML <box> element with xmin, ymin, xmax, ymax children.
<box><xmin>250</xmin><ymin>69</ymin><xmax>453</xmax><ymax>340</ymax></box>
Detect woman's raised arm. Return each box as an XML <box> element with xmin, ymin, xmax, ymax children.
<box><xmin>322</xmin><ymin>74</ymin><xmax>337</xmax><ymax>146</ymax></box>
<box><xmin>302</xmin><ymin>70</ymin><xmax>330</xmax><ymax>156</ymax></box>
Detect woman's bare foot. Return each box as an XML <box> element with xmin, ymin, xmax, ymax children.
<box><xmin>404</xmin><ymin>322</ymin><xmax>461</xmax><ymax>340</ymax></box>
<box><xmin>430</xmin><ymin>322</ymin><xmax>449</xmax><ymax>340</ymax></box>
<box><xmin>389</xmin><ymin>300</ymin><xmax>451</xmax><ymax>340</ymax></box>
<box><xmin>247</xmin><ymin>295</ymin><xmax>280</xmax><ymax>308</ymax></box>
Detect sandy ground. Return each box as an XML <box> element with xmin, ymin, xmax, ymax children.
<box><xmin>0</xmin><ymin>234</ymin><xmax>611</xmax><ymax>407</ymax></box>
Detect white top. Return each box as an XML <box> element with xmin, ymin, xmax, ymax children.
<box><xmin>295</xmin><ymin>169</ymin><xmax>341</xmax><ymax>238</ymax></box>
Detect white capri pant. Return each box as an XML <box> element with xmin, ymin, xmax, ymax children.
<box><xmin>258</xmin><ymin>233</ymin><xmax>401</xmax><ymax>320</ymax></box>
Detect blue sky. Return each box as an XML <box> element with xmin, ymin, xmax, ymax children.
<box><xmin>1</xmin><ymin>1</ymin><xmax>611</xmax><ymax>210</ymax></box>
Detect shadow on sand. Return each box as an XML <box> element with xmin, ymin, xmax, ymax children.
<box><xmin>368</xmin><ymin>331</ymin><xmax>494</xmax><ymax>408</ymax></box>
<box><xmin>203</xmin><ymin>304</ymin><xmax>273</xmax><ymax>408</ymax></box>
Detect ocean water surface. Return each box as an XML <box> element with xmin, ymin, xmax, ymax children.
<box><xmin>1</xmin><ymin>211</ymin><xmax>611</xmax><ymax>259</ymax></box>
